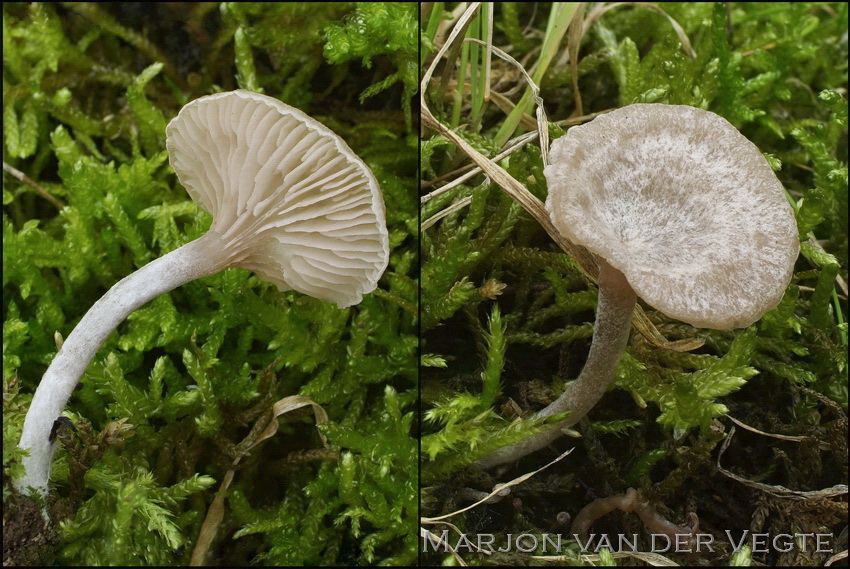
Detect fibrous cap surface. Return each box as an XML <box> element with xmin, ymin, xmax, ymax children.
<box><xmin>544</xmin><ymin>104</ymin><xmax>799</xmax><ymax>329</ymax></box>
<box><xmin>166</xmin><ymin>89</ymin><xmax>389</xmax><ymax>307</ymax></box>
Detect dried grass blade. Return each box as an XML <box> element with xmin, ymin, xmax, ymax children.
<box><xmin>420</xmin><ymin>448</ymin><xmax>574</xmax><ymax>523</ymax></box>
<box><xmin>717</xmin><ymin>427</ymin><xmax>849</xmax><ymax>499</ymax></box>
<box><xmin>584</xmin><ymin>2</ymin><xmax>696</xmax><ymax>58</ymax></box>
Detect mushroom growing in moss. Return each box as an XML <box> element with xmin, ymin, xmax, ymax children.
<box><xmin>16</xmin><ymin>90</ymin><xmax>389</xmax><ymax>498</ymax></box>
<box><xmin>475</xmin><ymin>104</ymin><xmax>799</xmax><ymax>469</ymax></box>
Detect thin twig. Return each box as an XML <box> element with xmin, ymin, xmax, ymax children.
<box><xmin>3</xmin><ymin>162</ymin><xmax>65</xmax><ymax>210</ymax></box>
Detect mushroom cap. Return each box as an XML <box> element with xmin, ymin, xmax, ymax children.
<box><xmin>166</xmin><ymin>90</ymin><xmax>389</xmax><ymax>308</ymax></box>
<box><xmin>544</xmin><ymin>104</ymin><xmax>799</xmax><ymax>329</ymax></box>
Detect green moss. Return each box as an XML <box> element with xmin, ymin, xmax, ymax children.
<box><xmin>421</xmin><ymin>2</ymin><xmax>847</xmax><ymax>566</ymax></box>
<box><xmin>3</xmin><ymin>2</ymin><xmax>416</xmax><ymax>566</ymax></box>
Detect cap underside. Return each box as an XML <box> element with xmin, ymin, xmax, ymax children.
<box><xmin>166</xmin><ymin>90</ymin><xmax>389</xmax><ymax>308</ymax></box>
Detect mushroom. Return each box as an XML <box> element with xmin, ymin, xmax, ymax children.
<box><xmin>15</xmin><ymin>89</ymin><xmax>389</xmax><ymax>498</ymax></box>
<box><xmin>474</xmin><ymin>104</ymin><xmax>799</xmax><ymax>469</ymax></box>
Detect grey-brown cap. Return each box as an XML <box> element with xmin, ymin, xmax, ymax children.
<box><xmin>544</xmin><ymin>104</ymin><xmax>799</xmax><ymax>329</ymax></box>
<box><xmin>166</xmin><ymin>90</ymin><xmax>389</xmax><ymax>308</ymax></box>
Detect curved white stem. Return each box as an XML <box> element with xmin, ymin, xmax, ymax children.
<box><xmin>16</xmin><ymin>231</ymin><xmax>233</xmax><ymax>499</ymax></box>
<box><xmin>474</xmin><ymin>259</ymin><xmax>637</xmax><ymax>469</ymax></box>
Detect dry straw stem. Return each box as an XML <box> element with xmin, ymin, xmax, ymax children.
<box><xmin>420</xmin><ymin>111</ymin><xmax>608</xmax><ymax>203</ymax></box>
<box><xmin>420</xmin><ymin>109</ymin><xmax>609</xmax><ymax>203</ymax></box>
<box><xmin>582</xmin><ymin>2</ymin><xmax>697</xmax><ymax>58</ymax></box>
<box><xmin>421</xmin><ymin>194</ymin><xmax>474</xmax><ymax>231</ymax></box>
<box><xmin>421</xmin><ymin>2</ymin><xmax>701</xmax><ymax>351</ymax></box>
<box><xmin>717</xmin><ymin>426</ymin><xmax>848</xmax><ymax>500</ymax></box>
<box><xmin>421</xmin><ymin>448</ymin><xmax>574</xmax><ymax>525</ymax></box>
<box><xmin>420</xmin><ymin>448</ymin><xmax>574</xmax><ymax>565</ymax></box>
<box><xmin>190</xmin><ymin>395</ymin><xmax>329</xmax><ymax>566</ymax></box>
<box><xmin>724</xmin><ymin>414</ymin><xmax>829</xmax><ymax>446</ymax></box>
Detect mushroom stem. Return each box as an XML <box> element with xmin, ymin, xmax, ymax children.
<box><xmin>474</xmin><ymin>258</ymin><xmax>637</xmax><ymax>468</ymax></box>
<box><xmin>15</xmin><ymin>231</ymin><xmax>233</xmax><ymax>498</ymax></box>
